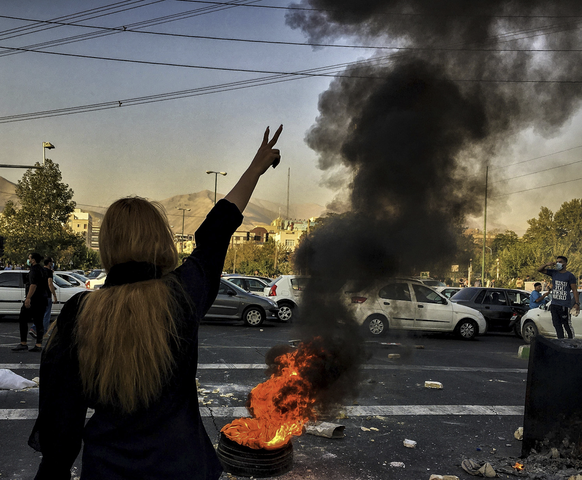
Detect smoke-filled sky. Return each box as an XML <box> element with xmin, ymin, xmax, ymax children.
<box><xmin>1</xmin><ymin>1</ymin><xmax>582</xmax><ymax>235</ymax></box>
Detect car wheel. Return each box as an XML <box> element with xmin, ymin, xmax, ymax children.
<box><xmin>243</xmin><ymin>307</ymin><xmax>265</xmax><ymax>327</ymax></box>
<box><xmin>522</xmin><ymin>320</ymin><xmax>538</xmax><ymax>345</ymax></box>
<box><xmin>456</xmin><ymin>319</ymin><xmax>477</xmax><ymax>340</ymax></box>
<box><xmin>365</xmin><ymin>315</ymin><xmax>388</xmax><ymax>336</ymax></box>
<box><xmin>277</xmin><ymin>302</ymin><xmax>294</xmax><ymax>322</ymax></box>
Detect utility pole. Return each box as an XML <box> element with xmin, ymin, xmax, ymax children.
<box><xmin>176</xmin><ymin>207</ymin><xmax>190</xmax><ymax>253</ymax></box>
<box><xmin>481</xmin><ymin>166</ymin><xmax>488</xmax><ymax>286</ymax></box>
<box><xmin>286</xmin><ymin>167</ymin><xmax>290</xmax><ymax>219</ymax></box>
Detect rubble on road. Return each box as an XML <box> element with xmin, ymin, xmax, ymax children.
<box><xmin>305</xmin><ymin>422</ymin><xmax>345</xmax><ymax>439</ymax></box>
<box><xmin>425</xmin><ymin>380</ymin><xmax>443</xmax><ymax>389</ymax></box>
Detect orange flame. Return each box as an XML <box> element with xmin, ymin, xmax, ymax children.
<box><xmin>221</xmin><ymin>343</ymin><xmax>320</xmax><ymax>450</ymax></box>
<box><xmin>513</xmin><ymin>462</ymin><xmax>524</xmax><ymax>471</ymax></box>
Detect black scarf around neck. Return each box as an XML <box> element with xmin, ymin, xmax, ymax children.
<box><xmin>104</xmin><ymin>261</ymin><xmax>162</xmax><ymax>287</ymax></box>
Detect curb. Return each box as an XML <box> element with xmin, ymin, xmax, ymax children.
<box><xmin>517</xmin><ymin>345</ymin><xmax>530</xmax><ymax>359</ymax></box>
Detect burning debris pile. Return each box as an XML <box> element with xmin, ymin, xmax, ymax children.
<box><xmin>221</xmin><ymin>337</ymin><xmax>362</xmax><ymax>450</ymax></box>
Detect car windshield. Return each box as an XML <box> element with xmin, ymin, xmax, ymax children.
<box><xmin>53</xmin><ymin>275</ymin><xmax>73</xmax><ymax>288</ymax></box>
<box><xmin>450</xmin><ymin>288</ymin><xmax>478</xmax><ymax>301</ymax></box>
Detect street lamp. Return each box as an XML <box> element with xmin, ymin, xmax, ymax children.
<box><xmin>42</xmin><ymin>142</ymin><xmax>55</xmax><ymax>166</ymax></box>
<box><xmin>176</xmin><ymin>208</ymin><xmax>190</xmax><ymax>252</ymax></box>
<box><xmin>206</xmin><ymin>170</ymin><xmax>227</xmax><ymax>205</ymax></box>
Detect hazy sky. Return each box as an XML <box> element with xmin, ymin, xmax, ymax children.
<box><xmin>1</xmin><ymin>1</ymin><xmax>582</xmax><ymax>235</ymax></box>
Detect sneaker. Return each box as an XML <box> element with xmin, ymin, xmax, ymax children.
<box><xmin>29</xmin><ymin>346</ymin><xmax>42</xmax><ymax>353</ymax></box>
<box><xmin>28</xmin><ymin>328</ymin><xmax>37</xmax><ymax>339</ymax></box>
<box><xmin>12</xmin><ymin>344</ymin><xmax>28</xmax><ymax>352</ymax></box>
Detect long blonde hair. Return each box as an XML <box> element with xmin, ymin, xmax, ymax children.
<box><xmin>75</xmin><ymin>197</ymin><xmax>180</xmax><ymax>413</ymax></box>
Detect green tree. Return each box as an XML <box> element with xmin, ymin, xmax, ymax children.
<box><xmin>0</xmin><ymin>159</ymin><xmax>80</xmax><ymax>264</ymax></box>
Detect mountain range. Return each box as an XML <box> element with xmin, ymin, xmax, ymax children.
<box><xmin>0</xmin><ymin>177</ymin><xmax>325</xmax><ymax>235</ymax></box>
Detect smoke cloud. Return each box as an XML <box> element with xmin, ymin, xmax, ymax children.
<box><xmin>266</xmin><ymin>1</ymin><xmax>582</xmax><ymax>412</ymax></box>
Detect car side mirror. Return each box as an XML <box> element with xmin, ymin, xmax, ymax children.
<box><xmin>227</xmin><ymin>290</ymin><xmax>237</xmax><ymax>296</ymax></box>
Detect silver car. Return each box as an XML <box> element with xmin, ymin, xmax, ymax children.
<box><xmin>204</xmin><ymin>279</ymin><xmax>280</xmax><ymax>327</ymax></box>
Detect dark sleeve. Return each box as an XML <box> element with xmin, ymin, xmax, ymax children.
<box><xmin>29</xmin><ymin>293</ymin><xmax>89</xmax><ymax>480</ymax></box>
<box><xmin>175</xmin><ymin>199</ymin><xmax>243</xmax><ymax>316</ymax></box>
<box><xmin>545</xmin><ymin>270</ymin><xmax>554</xmax><ymax>279</ymax></box>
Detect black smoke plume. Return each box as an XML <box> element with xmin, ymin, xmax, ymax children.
<box><xmin>266</xmin><ymin>1</ymin><xmax>582</xmax><ymax>412</ymax></box>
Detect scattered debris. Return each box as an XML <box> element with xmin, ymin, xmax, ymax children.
<box><xmin>390</xmin><ymin>462</ymin><xmax>405</xmax><ymax>468</ymax></box>
<box><xmin>461</xmin><ymin>459</ymin><xmax>496</xmax><ymax>477</ymax></box>
<box><xmin>0</xmin><ymin>369</ymin><xmax>37</xmax><ymax>390</ymax></box>
<box><xmin>388</xmin><ymin>354</ymin><xmax>401</xmax><ymax>359</ymax></box>
<box><xmin>380</xmin><ymin>342</ymin><xmax>402</xmax><ymax>347</ymax></box>
<box><xmin>306</xmin><ymin>422</ymin><xmax>345</xmax><ymax>439</ymax></box>
<box><xmin>424</xmin><ymin>381</ymin><xmax>443</xmax><ymax>389</ymax></box>
<box><xmin>403</xmin><ymin>439</ymin><xmax>417</xmax><ymax>448</ymax></box>
<box><xmin>429</xmin><ymin>475</ymin><xmax>459</xmax><ymax>480</ymax></box>
<box><xmin>514</xmin><ymin>427</ymin><xmax>524</xmax><ymax>441</ymax></box>
<box><xmin>415</xmin><ymin>345</ymin><xmax>425</xmax><ymax>349</ymax></box>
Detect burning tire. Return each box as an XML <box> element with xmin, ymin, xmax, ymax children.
<box><xmin>243</xmin><ymin>307</ymin><xmax>265</xmax><ymax>327</ymax></box>
<box><xmin>217</xmin><ymin>433</ymin><xmax>293</xmax><ymax>478</ymax></box>
<box><xmin>522</xmin><ymin>320</ymin><xmax>538</xmax><ymax>344</ymax></box>
<box><xmin>277</xmin><ymin>302</ymin><xmax>294</xmax><ymax>322</ymax></box>
<box><xmin>456</xmin><ymin>319</ymin><xmax>477</xmax><ymax>340</ymax></box>
<box><xmin>365</xmin><ymin>315</ymin><xmax>387</xmax><ymax>336</ymax></box>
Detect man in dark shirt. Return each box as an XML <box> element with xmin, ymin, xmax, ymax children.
<box><xmin>538</xmin><ymin>255</ymin><xmax>580</xmax><ymax>339</ymax></box>
<box><xmin>12</xmin><ymin>253</ymin><xmax>49</xmax><ymax>352</ymax></box>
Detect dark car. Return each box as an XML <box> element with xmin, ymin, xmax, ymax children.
<box><xmin>204</xmin><ymin>279</ymin><xmax>280</xmax><ymax>327</ymax></box>
<box><xmin>450</xmin><ymin>287</ymin><xmax>530</xmax><ymax>336</ymax></box>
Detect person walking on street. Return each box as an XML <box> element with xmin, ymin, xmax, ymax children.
<box><xmin>12</xmin><ymin>253</ymin><xmax>49</xmax><ymax>352</ymax></box>
<box><xmin>29</xmin><ymin>125</ymin><xmax>282</xmax><ymax>479</ymax></box>
<box><xmin>29</xmin><ymin>258</ymin><xmax>58</xmax><ymax>340</ymax></box>
<box><xmin>529</xmin><ymin>282</ymin><xmax>551</xmax><ymax>309</ymax></box>
<box><xmin>538</xmin><ymin>256</ymin><xmax>580</xmax><ymax>339</ymax></box>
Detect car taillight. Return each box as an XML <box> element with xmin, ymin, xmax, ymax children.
<box><xmin>268</xmin><ymin>285</ymin><xmax>277</xmax><ymax>296</ymax></box>
<box><xmin>351</xmin><ymin>296</ymin><xmax>367</xmax><ymax>304</ymax></box>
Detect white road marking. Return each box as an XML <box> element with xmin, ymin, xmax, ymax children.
<box><xmin>0</xmin><ymin>404</ymin><xmax>524</xmax><ymax>420</ymax></box>
<box><xmin>0</xmin><ymin>363</ymin><xmax>528</xmax><ymax>373</ymax></box>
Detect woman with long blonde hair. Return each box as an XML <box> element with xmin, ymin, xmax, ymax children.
<box><xmin>29</xmin><ymin>126</ymin><xmax>282</xmax><ymax>479</ymax></box>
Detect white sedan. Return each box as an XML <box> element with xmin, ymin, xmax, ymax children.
<box><xmin>347</xmin><ymin>279</ymin><xmax>487</xmax><ymax>339</ymax></box>
<box><xmin>520</xmin><ymin>299</ymin><xmax>582</xmax><ymax>344</ymax></box>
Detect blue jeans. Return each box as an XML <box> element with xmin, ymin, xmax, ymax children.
<box><xmin>43</xmin><ymin>297</ymin><xmax>52</xmax><ymax>332</ymax></box>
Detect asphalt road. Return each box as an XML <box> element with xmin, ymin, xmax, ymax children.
<box><xmin>0</xmin><ymin>317</ymin><xmax>536</xmax><ymax>479</ymax></box>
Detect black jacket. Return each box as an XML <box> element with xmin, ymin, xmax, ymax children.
<box><xmin>29</xmin><ymin>199</ymin><xmax>243</xmax><ymax>479</ymax></box>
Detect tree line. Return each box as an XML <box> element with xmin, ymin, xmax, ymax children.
<box><xmin>462</xmin><ymin>199</ymin><xmax>582</xmax><ymax>287</ymax></box>
<box><xmin>0</xmin><ymin>160</ymin><xmax>99</xmax><ymax>271</ymax></box>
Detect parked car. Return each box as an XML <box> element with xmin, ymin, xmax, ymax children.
<box><xmin>86</xmin><ymin>269</ymin><xmax>105</xmax><ymax>279</ymax></box>
<box><xmin>224</xmin><ymin>276</ymin><xmax>270</xmax><ymax>296</ymax></box>
<box><xmin>450</xmin><ymin>287</ymin><xmax>530</xmax><ymax>336</ymax></box>
<box><xmin>0</xmin><ymin>270</ymin><xmax>88</xmax><ymax>316</ymax></box>
<box><xmin>204</xmin><ymin>279</ymin><xmax>280</xmax><ymax>326</ymax></box>
<box><xmin>417</xmin><ymin>278</ymin><xmax>447</xmax><ymax>288</ymax></box>
<box><xmin>434</xmin><ymin>286</ymin><xmax>462</xmax><ymax>299</ymax></box>
<box><xmin>264</xmin><ymin>275</ymin><xmax>309</xmax><ymax>321</ymax></box>
<box><xmin>520</xmin><ymin>291</ymin><xmax>582</xmax><ymax>344</ymax></box>
<box><xmin>347</xmin><ymin>278</ymin><xmax>486</xmax><ymax>339</ymax></box>
<box><xmin>54</xmin><ymin>271</ymin><xmax>90</xmax><ymax>289</ymax></box>
<box><xmin>87</xmin><ymin>272</ymin><xmax>107</xmax><ymax>289</ymax></box>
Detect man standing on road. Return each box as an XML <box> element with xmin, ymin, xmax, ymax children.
<box><xmin>529</xmin><ymin>282</ymin><xmax>551</xmax><ymax>310</ymax></box>
<box><xmin>12</xmin><ymin>253</ymin><xmax>49</xmax><ymax>352</ymax></box>
<box><xmin>538</xmin><ymin>256</ymin><xmax>580</xmax><ymax>339</ymax></box>
<box><xmin>29</xmin><ymin>257</ymin><xmax>58</xmax><ymax>340</ymax></box>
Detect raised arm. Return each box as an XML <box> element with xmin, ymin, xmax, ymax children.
<box><xmin>538</xmin><ymin>261</ymin><xmax>555</xmax><ymax>274</ymax></box>
<box><xmin>224</xmin><ymin>125</ymin><xmax>282</xmax><ymax>213</ymax></box>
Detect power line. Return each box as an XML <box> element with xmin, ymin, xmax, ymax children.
<box><xmin>4</xmin><ymin>13</ymin><xmax>582</xmax><ymax>52</ymax></box>
<box><xmin>495</xmin><ymin>145</ymin><xmax>582</xmax><ymax>168</ymax></box>
<box><xmin>491</xmin><ymin>157</ymin><xmax>582</xmax><ymax>184</ymax></box>
<box><xmin>491</xmin><ymin>176</ymin><xmax>582</xmax><ymax>198</ymax></box>
<box><xmin>176</xmin><ymin>0</ymin><xmax>582</xmax><ymax>19</ymax></box>
<box><xmin>0</xmin><ymin>0</ymin><xmax>262</xmax><ymax>60</ymax></box>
